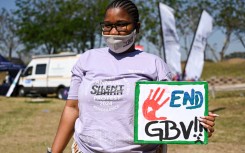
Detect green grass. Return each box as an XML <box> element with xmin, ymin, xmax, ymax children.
<box><xmin>202</xmin><ymin>60</ymin><xmax>245</xmax><ymax>80</ymax></box>
<box><xmin>168</xmin><ymin>90</ymin><xmax>245</xmax><ymax>153</ymax></box>
<box><xmin>0</xmin><ymin>59</ymin><xmax>245</xmax><ymax>153</ymax></box>
<box><xmin>0</xmin><ymin>91</ymin><xmax>244</xmax><ymax>153</ymax></box>
<box><xmin>0</xmin><ymin>97</ymin><xmax>72</xmax><ymax>153</ymax></box>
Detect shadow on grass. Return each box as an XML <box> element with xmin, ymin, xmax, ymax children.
<box><xmin>25</xmin><ymin>99</ymin><xmax>51</xmax><ymax>104</ymax></box>
<box><xmin>210</xmin><ymin>107</ymin><xmax>226</xmax><ymax>113</ymax></box>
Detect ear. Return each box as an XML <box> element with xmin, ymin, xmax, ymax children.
<box><xmin>136</xmin><ymin>22</ymin><xmax>141</xmax><ymax>33</ymax></box>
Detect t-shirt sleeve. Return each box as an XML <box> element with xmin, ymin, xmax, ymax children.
<box><xmin>67</xmin><ymin>57</ymin><xmax>84</xmax><ymax>100</ymax></box>
<box><xmin>155</xmin><ymin>57</ymin><xmax>173</xmax><ymax>81</ymax></box>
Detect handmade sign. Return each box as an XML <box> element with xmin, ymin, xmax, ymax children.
<box><xmin>134</xmin><ymin>81</ymin><xmax>208</xmax><ymax>144</ymax></box>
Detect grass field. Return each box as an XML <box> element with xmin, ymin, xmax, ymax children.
<box><xmin>168</xmin><ymin>90</ymin><xmax>245</xmax><ymax>153</ymax></box>
<box><xmin>0</xmin><ymin>58</ymin><xmax>245</xmax><ymax>153</ymax></box>
<box><xmin>201</xmin><ymin>58</ymin><xmax>245</xmax><ymax>80</ymax></box>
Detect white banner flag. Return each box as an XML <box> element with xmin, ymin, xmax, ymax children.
<box><xmin>184</xmin><ymin>10</ymin><xmax>213</xmax><ymax>81</ymax></box>
<box><xmin>6</xmin><ymin>70</ymin><xmax>22</xmax><ymax>97</ymax></box>
<box><xmin>159</xmin><ymin>3</ymin><xmax>182</xmax><ymax>80</ymax></box>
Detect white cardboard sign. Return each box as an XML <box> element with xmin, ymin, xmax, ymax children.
<box><xmin>134</xmin><ymin>81</ymin><xmax>208</xmax><ymax>144</ymax></box>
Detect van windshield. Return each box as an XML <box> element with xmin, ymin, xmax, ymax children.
<box><xmin>23</xmin><ymin>66</ymin><xmax>33</xmax><ymax>76</ymax></box>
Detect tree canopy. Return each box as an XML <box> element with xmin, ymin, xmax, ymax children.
<box><xmin>0</xmin><ymin>0</ymin><xmax>244</xmax><ymax>61</ymax></box>
<box><xmin>0</xmin><ymin>8</ymin><xmax>20</xmax><ymax>60</ymax></box>
<box><xmin>137</xmin><ymin>0</ymin><xmax>245</xmax><ymax>61</ymax></box>
<box><xmin>14</xmin><ymin>0</ymin><xmax>110</xmax><ymax>54</ymax></box>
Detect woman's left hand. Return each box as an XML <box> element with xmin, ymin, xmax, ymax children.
<box><xmin>198</xmin><ymin>112</ymin><xmax>219</xmax><ymax>137</ymax></box>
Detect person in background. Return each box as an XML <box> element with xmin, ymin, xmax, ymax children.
<box><xmin>3</xmin><ymin>71</ymin><xmax>11</xmax><ymax>84</ymax></box>
<box><xmin>50</xmin><ymin>0</ymin><xmax>218</xmax><ymax>152</ymax></box>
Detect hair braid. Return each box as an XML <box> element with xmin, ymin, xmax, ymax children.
<box><xmin>106</xmin><ymin>0</ymin><xmax>139</xmax><ymax>23</ymax></box>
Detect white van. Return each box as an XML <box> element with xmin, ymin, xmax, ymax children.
<box><xmin>18</xmin><ymin>52</ymin><xmax>80</xmax><ymax>99</ymax></box>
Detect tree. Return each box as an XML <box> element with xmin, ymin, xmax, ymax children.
<box><xmin>236</xmin><ymin>32</ymin><xmax>245</xmax><ymax>48</ymax></box>
<box><xmin>15</xmin><ymin>0</ymin><xmax>79</xmax><ymax>54</ymax></box>
<box><xmin>233</xmin><ymin>0</ymin><xmax>245</xmax><ymax>49</ymax></box>
<box><xmin>175</xmin><ymin>0</ymin><xmax>220</xmax><ymax>61</ymax></box>
<box><xmin>0</xmin><ymin>8</ymin><xmax>20</xmax><ymax>60</ymax></box>
<box><xmin>135</xmin><ymin>0</ymin><xmax>186</xmax><ymax>58</ymax></box>
<box><xmin>209</xmin><ymin>0</ymin><xmax>245</xmax><ymax>60</ymax></box>
<box><xmin>12</xmin><ymin>0</ymin><xmax>244</xmax><ymax>59</ymax></box>
<box><xmin>14</xmin><ymin>0</ymin><xmax>110</xmax><ymax>54</ymax></box>
<box><xmin>137</xmin><ymin>0</ymin><xmax>244</xmax><ymax>61</ymax></box>
<box><xmin>79</xmin><ymin>0</ymin><xmax>111</xmax><ymax>51</ymax></box>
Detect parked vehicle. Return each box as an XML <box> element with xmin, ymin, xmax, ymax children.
<box><xmin>18</xmin><ymin>52</ymin><xmax>80</xmax><ymax>99</ymax></box>
<box><xmin>0</xmin><ymin>54</ymin><xmax>25</xmax><ymax>96</ymax></box>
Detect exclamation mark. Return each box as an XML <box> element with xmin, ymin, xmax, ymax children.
<box><xmin>194</xmin><ymin>116</ymin><xmax>198</xmax><ymax>132</ymax></box>
<box><xmin>199</xmin><ymin>121</ymin><xmax>203</xmax><ymax>132</ymax></box>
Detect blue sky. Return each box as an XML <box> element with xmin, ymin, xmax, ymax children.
<box><xmin>0</xmin><ymin>0</ymin><xmax>244</xmax><ymax>60</ymax></box>
<box><xmin>0</xmin><ymin>0</ymin><xmax>15</xmax><ymax>10</ymax></box>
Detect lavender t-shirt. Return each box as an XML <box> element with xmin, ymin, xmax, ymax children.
<box><xmin>68</xmin><ymin>47</ymin><xmax>172</xmax><ymax>153</ymax></box>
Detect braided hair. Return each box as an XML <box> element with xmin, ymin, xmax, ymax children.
<box><xmin>106</xmin><ymin>0</ymin><xmax>139</xmax><ymax>23</ymax></box>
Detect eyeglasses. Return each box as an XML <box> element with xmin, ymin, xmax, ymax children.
<box><xmin>100</xmin><ymin>22</ymin><xmax>133</xmax><ymax>32</ymax></box>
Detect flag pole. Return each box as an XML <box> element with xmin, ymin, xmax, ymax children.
<box><xmin>158</xmin><ymin>2</ymin><xmax>166</xmax><ymax>62</ymax></box>
<box><xmin>182</xmin><ymin>10</ymin><xmax>204</xmax><ymax>80</ymax></box>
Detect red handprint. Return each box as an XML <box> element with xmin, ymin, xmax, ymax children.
<box><xmin>142</xmin><ymin>87</ymin><xmax>170</xmax><ymax>120</ymax></box>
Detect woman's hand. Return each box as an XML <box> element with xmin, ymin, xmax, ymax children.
<box><xmin>198</xmin><ymin>112</ymin><xmax>219</xmax><ymax>137</ymax></box>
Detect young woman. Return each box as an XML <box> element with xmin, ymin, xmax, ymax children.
<box><xmin>51</xmin><ymin>0</ymin><xmax>217</xmax><ymax>152</ymax></box>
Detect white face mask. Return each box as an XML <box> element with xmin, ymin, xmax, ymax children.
<box><xmin>102</xmin><ymin>30</ymin><xmax>137</xmax><ymax>54</ymax></box>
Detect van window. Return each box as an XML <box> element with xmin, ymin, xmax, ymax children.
<box><xmin>23</xmin><ymin>66</ymin><xmax>33</xmax><ymax>76</ymax></box>
<box><xmin>35</xmin><ymin>64</ymin><xmax>46</xmax><ymax>75</ymax></box>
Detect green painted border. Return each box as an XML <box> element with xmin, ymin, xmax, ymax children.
<box><xmin>134</xmin><ymin>81</ymin><xmax>209</xmax><ymax>145</ymax></box>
